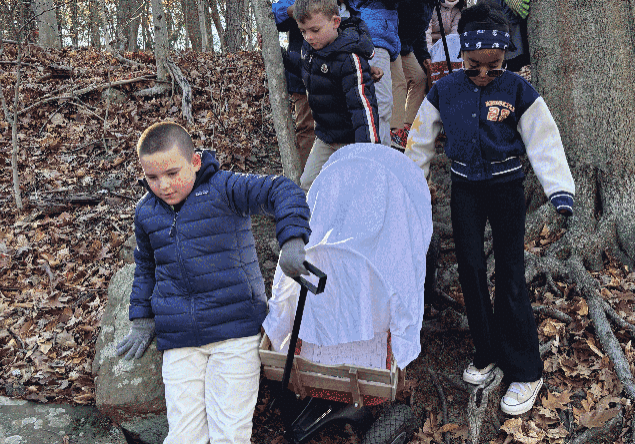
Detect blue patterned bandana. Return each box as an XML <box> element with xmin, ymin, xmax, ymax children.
<box><xmin>459</xmin><ymin>29</ymin><xmax>512</xmax><ymax>52</ymax></box>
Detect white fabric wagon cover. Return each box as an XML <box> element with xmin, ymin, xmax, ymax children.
<box><xmin>263</xmin><ymin>143</ymin><xmax>433</xmax><ymax>369</ymax></box>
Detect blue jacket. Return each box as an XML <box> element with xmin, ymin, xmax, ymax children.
<box><xmin>406</xmin><ymin>70</ymin><xmax>575</xmax><ymax>214</ymax></box>
<box><xmin>283</xmin><ymin>16</ymin><xmax>380</xmax><ymax>144</ymax></box>
<box><xmin>348</xmin><ymin>0</ymin><xmax>400</xmax><ymax>60</ymax></box>
<box><xmin>130</xmin><ymin>150</ymin><xmax>311</xmax><ymax>351</ymax></box>
<box><xmin>272</xmin><ymin>0</ymin><xmax>306</xmax><ymax>94</ymax></box>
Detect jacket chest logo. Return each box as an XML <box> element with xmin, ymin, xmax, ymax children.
<box><xmin>321</xmin><ymin>64</ymin><xmax>329</xmax><ymax>73</ymax></box>
<box><xmin>195</xmin><ymin>189</ymin><xmax>209</xmax><ymax>197</ymax></box>
<box><xmin>485</xmin><ymin>100</ymin><xmax>515</xmax><ymax>122</ymax></box>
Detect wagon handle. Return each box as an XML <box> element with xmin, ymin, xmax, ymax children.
<box><xmin>282</xmin><ymin>261</ymin><xmax>327</xmax><ymax>395</ymax></box>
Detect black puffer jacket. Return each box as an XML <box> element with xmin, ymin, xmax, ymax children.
<box><xmin>284</xmin><ymin>16</ymin><xmax>380</xmax><ymax>145</ymax></box>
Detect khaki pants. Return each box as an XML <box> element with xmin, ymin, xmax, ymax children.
<box><xmin>300</xmin><ymin>138</ymin><xmax>346</xmax><ymax>192</ymax></box>
<box><xmin>162</xmin><ymin>334</ymin><xmax>261</xmax><ymax>444</ymax></box>
<box><xmin>390</xmin><ymin>53</ymin><xmax>427</xmax><ymax>129</ymax></box>
<box><xmin>291</xmin><ymin>92</ymin><xmax>316</xmax><ymax>171</ymax></box>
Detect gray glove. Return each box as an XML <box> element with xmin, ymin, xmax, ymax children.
<box><xmin>279</xmin><ymin>237</ymin><xmax>309</xmax><ymax>277</ymax></box>
<box><xmin>116</xmin><ymin>318</ymin><xmax>156</xmax><ymax>360</ymax></box>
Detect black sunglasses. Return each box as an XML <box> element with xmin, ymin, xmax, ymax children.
<box><xmin>463</xmin><ymin>68</ymin><xmax>506</xmax><ymax>78</ymax></box>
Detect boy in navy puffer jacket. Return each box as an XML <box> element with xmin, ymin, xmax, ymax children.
<box><xmin>283</xmin><ymin>0</ymin><xmax>380</xmax><ymax>191</ymax></box>
<box><xmin>116</xmin><ymin>122</ymin><xmax>311</xmax><ymax>444</ymax></box>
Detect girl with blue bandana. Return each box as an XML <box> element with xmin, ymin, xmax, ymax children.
<box><xmin>405</xmin><ymin>0</ymin><xmax>575</xmax><ymax>416</ymax></box>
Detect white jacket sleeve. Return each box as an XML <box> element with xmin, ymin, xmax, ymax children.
<box><xmin>518</xmin><ymin>97</ymin><xmax>575</xmax><ymax>213</ymax></box>
<box><xmin>405</xmin><ymin>98</ymin><xmax>442</xmax><ymax>179</ymax></box>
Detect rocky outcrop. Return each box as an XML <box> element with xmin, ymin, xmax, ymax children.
<box><xmin>0</xmin><ymin>396</ymin><xmax>127</xmax><ymax>443</ymax></box>
<box><xmin>92</xmin><ymin>263</ymin><xmax>168</xmax><ymax>444</ymax></box>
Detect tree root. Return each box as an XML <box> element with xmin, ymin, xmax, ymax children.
<box><xmin>600</xmin><ymin>298</ymin><xmax>635</xmax><ymax>338</ymax></box>
<box><xmin>467</xmin><ymin>367</ymin><xmax>504</xmax><ymax>444</ymax></box>
<box><xmin>134</xmin><ymin>83</ymin><xmax>171</xmax><ymax>97</ymax></box>
<box><xmin>421</xmin><ymin>308</ymin><xmax>470</xmax><ymax>334</ymax></box>
<box><xmin>164</xmin><ymin>59</ymin><xmax>193</xmax><ymax>124</ymax></box>
<box><xmin>428</xmin><ymin>368</ymin><xmax>451</xmax><ymax>444</ymax></box>
<box><xmin>539</xmin><ymin>339</ymin><xmax>555</xmax><ymax>358</ymax></box>
<box><xmin>18</xmin><ymin>75</ymin><xmax>154</xmax><ymax>115</ymax></box>
<box><xmin>532</xmin><ymin>305</ymin><xmax>572</xmax><ymax>323</ymax></box>
<box><xmin>569</xmin><ymin>407</ymin><xmax>623</xmax><ymax>444</ymax></box>
<box><xmin>431</xmin><ymin>289</ymin><xmax>465</xmax><ymax>313</ymax></box>
<box><xmin>568</xmin><ymin>256</ymin><xmax>635</xmax><ymax>400</ymax></box>
<box><xmin>525</xmin><ymin>247</ymin><xmax>635</xmax><ymax>401</ymax></box>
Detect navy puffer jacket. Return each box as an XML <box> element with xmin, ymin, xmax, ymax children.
<box><xmin>284</xmin><ymin>16</ymin><xmax>380</xmax><ymax>145</ymax></box>
<box><xmin>130</xmin><ymin>150</ymin><xmax>311</xmax><ymax>351</ymax></box>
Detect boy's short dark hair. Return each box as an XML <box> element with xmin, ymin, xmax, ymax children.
<box><xmin>137</xmin><ymin>121</ymin><xmax>195</xmax><ymax>159</ymax></box>
<box><xmin>457</xmin><ymin>0</ymin><xmax>510</xmax><ymax>34</ymax></box>
<box><xmin>294</xmin><ymin>0</ymin><xmax>339</xmax><ymax>24</ymax></box>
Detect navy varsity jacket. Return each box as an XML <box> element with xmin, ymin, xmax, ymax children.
<box><xmin>406</xmin><ymin>69</ymin><xmax>575</xmax><ymax>214</ymax></box>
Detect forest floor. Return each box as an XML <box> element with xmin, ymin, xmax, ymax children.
<box><xmin>0</xmin><ymin>44</ymin><xmax>634</xmax><ymax>444</ymax></box>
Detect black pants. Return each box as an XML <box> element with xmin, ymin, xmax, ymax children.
<box><xmin>451</xmin><ymin>178</ymin><xmax>542</xmax><ymax>382</ymax></box>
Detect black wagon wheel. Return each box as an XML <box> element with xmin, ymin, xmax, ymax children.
<box><xmin>361</xmin><ymin>404</ymin><xmax>417</xmax><ymax>444</ymax></box>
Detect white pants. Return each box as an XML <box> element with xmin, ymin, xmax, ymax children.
<box><xmin>369</xmin><ymin>47</ymin><xmax>393</xmax><ymax>147</ymax></box>
<box><xmin>162</xmin><ymin>334</ymin><xmax>261</xmax><ymax>444</ymax></box>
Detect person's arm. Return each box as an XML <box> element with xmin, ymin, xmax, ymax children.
<box><xmin>129</xmin><ymin>210</ymin><xmax>156</xmax><ymax>320</ymax></box>
<box><xmin>518</xmin><ymin>97</ymin><xmax>575</xmax><ymax>215</ymax></box>
<box><xmin>216</xmin><ymin>171</ymin><xmax>312</xmax><ymax>246</ymax></box>
<box><xmin>405</xmin><ymin>94</ymin><xmax>442</xmax><ymax>179</ymax></box>
<box><xmin>450</xmin><ymin>9</ymin><xmax>461</xmax><ymax>35</ymax></box>
<box><xmin>340</xmin><ymin>53</ymin><xmax>380</xmax><ymax>143</ymax></box>
<box><xmin>281</xmin><ymin>45</ymin><xmax>303</xmax><ymax>79</ymax></box>
<box><xmin>425</xmin><ymin>17</ymin><xmax>434</xmax><ymax>51</ymax></box>
<box><xmin>272</xmin><ymin>0</ymin><xmax>296</xmax><ymax>30</ymax></box>
<box><xmin>411</xmin><ymin>3</ymin><xmax>434</xmax><ymax>68</ymax></box>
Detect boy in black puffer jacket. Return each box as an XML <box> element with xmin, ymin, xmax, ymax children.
<box><xmin>283</xmin><ymin>0</ymin><xmax>380</xmax><ymax>191</ymax></box>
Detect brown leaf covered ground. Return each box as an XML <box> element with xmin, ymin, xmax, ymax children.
<box><xmin>1</xmin><ymin>45</ymin><xmax>634</xmax><ymax>443</ymax></box>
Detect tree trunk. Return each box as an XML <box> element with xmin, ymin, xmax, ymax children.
<box><xmin>89</xmin><ymin>0</ymin><xmax>101</xmax><ymax>48</ymax></box>
<box><xmin>225</xmin><ymin>0</ymin><xmax>244</xmax><ymax>52</ymax></box>
<box><xmin>197</xmin><ymin>0</ymin><xmax>209</xmax><ymax>51</ymax></box>
<box><xmin>209</xmin><ymin>0</ymin><xmax>225</xmax><ymax>52</ymax></box>
<box><xmin>151</xmin><ymin>0</ymin><xmax>169</xmax><ymax>83</ymax></box>
<box><xmin>252</xmin><ymin>0</ymin><xmax>301</xmax><ymax>183</ymax></box>
<box><xmin>116</xmin><ymin>0</ymin><xmax>129</xmax><ymax>50</ymax></box>
<box><xmin>528</xmin><ymin>0</ymin><xmax>635</xmax><ymax>269</ymax></box>
<box><xmin>32</xmin><ymin>0</ymin><xmax>61</xmax><ymax>48</ymax></box>
<box><xmin>70</xmin><ymin>0</ymin><xmax>79</xmax><ymax>46</ymax></box>
<box><xmin>246</xmin><ymin>0</ymin><xmax>254</xmax><ymax>51</ymax></box>
<box><xmin>181</xmin><ymin>0</ymin><xmax>202</xmax><ymax>51</ymax></box>
<box><xmin>116</xmin><ymin>0</ymin><xmax>140</xmax><ymax>50</ymax></box>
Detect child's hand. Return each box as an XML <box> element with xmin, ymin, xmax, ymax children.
<box><xmin>117</xmin><ymin>318</ymin><xmax>156</xmax><ymax>360</ymax></box>
<box><xmin>279</xmin><ymin>237</ymin><xmax>309</xmax><ymax>277</ymax></box>
<box><xmin>370</xmin><ymin>66</ymin><xmax>384</xmax><ymax>82</ymax></box>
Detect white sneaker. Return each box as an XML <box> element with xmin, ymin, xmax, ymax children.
<box><xmin>462</xmin><ymin>362</ymin><xmax>496</xmax><ymax>385</ymax></box>
<box><xmin>500</xmin><ymin>378</ymin><xmax>543</xmax><ymax>415</ymax></box>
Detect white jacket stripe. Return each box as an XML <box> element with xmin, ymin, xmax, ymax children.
<box><xmin>352</xmin><ymin>53</ymin><xmax>378</xmax><ymax>144</ymax></box>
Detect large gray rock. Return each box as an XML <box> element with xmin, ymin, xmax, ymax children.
<box><xmin>93</xmin><ymin>263</ymin><xmax>168</xmax><ymax>444</ymax></box>
<box><xmin>0</xmin><ymin>396</ymin><xmax>127</xmax><ymax>444</ymax></box>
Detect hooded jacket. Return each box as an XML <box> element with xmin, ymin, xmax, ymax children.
<box><xmin>348</xmin><ymin>0</ymin><xmax>400</xmax><ymax>60</ymax></box>
<box><xmin>129</xmin><ymin>150</ymin><xmax>311</xmax><ymax>350</ymax></box>
<box><xmin>283</xmin><ymin>16</ymin><xmax>380</xmax><ymax>144</ymax></box>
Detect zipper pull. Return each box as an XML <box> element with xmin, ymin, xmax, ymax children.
<box><xmin>169</xmin><ymin>213</ymin><xmax>177</xmax><ymax>237</ymax></box>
